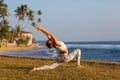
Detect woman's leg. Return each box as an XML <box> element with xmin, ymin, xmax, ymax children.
<box><xmin>31</xmin><ymin>54</ymin><xmax>66</xmax><ymax>71</ymax></box>
<box><xmin>36</xmin><ymin>61</ymin><xmax>60</xmax><ymax>70</ymax></box>
<box><xmin>65</xmin><ymin>49</ymin><xmax>81</xmax><ymax>65</ymax></box>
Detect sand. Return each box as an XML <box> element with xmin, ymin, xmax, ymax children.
<box><xmin>0</xmin><ymin>44</ymin><xmax>45</xmax><ymax>52</ymax></box>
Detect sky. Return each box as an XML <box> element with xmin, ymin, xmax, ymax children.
<box><xmin>4</xmin><ymin>0</ymin><xmax>120</xmax><ymax>41</ymax></box>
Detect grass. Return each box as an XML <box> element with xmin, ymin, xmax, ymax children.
<box><xmin>0</xmin><ymin>55</ymin><xmax>120</xmax><ymax>80</ymax></box>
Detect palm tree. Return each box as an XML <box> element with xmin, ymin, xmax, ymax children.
<box><xmin>0</xmin><ymin>0</ymin><xmax>7</xmax><ymax>9</ymax></box>
<box><xmin>20</xmin><ymin>4</ymin><xmax>28</xmax><ymax>21</ymax></box>
<box><xmin>14</xmin><ymin>4</ymin><xmax>42</xmax><ymax>33</ymax></box>
<box><xmin>14</xmin><ymin>7</ymin><xmax>21</xmax><ymax>24</ymax></box>
<box><xmin>15</xmin><ymin>25</ymin><xmax>21</xmax><ymax>37</ymax></box>
<box><xmin>10</xmin><ymin>29</ymin><xmax>15</xmax><ymax>42</ymax></box>
<box><xmin>0</xmin><ymin>25</ymin><xmax>10</xmax><ymax>40</ymax></box>
<box><xmin>0</xmin><ymin>0</ymin><xmax>8</xmax><ymax>23</ymax></box>
<box><xmin>23</xmin><ymin>10</ymin><xmax>34</xmax><ymax>28</ymax></box>
<box><xmin>2</xmin><ymin>19</ymin><xmax>9</xmax><ymax>26</ymax></box>
<box><xmin>31</xmin><ymin>22</ymin><xmax>36</xmax><ymax>27</ymax></box>
<box><xmin>27</xmin><ymin>10</ymin><xmax>34</xmax><ymax>21</ymax></box>
<box><xmin>37</xmin><ymin>10</ymin><xmax>42</xmax><ymax>16</ymax></box>
<box><xmin>14</xmin><ymin>4</ymin><xmax>28</xmax><ymax>25</ymax></box>
<box><xmin>0</xmin><ymin>8</ymin><xmax>8</xmax><ymax>21</ymax></box>
<box><xmin>37</xmin><ymin>10</ymin><xmax>42</xmax><ymax>24</ymax></box>
<box><xmin>0</xmin><ymin>0</ymin><xmax>9</xmax><ymax>40</ymax></box>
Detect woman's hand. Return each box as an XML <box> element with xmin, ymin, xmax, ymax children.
<box><xmin>35</xmin><ymin>25</ymin><xmax>58</xmax><ymax>43</ymax></box>
<box><xmin>35</xmin><ymin>25</ymin><xmax>42</xmax><ymax>30</ymax></box>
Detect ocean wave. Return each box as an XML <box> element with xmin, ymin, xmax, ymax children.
<box><xmin>66</xmin><ymin>44</ymin><xmax>120</xmax><ymax>49</ymax></box>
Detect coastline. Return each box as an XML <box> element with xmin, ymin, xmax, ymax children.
<box><xmin>0</xmin><ymin>44</ymin><xmax>45</xmax><ymax>52</ymax></box>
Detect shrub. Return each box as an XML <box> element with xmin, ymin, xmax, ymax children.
<box><xmin>16</xmin><ymin>38</ymin><xmax>28</xmax><ymax>46</ymax></box>
<box><xmin>0</xmin><ymin>43</ymin><xmax>2</xmax><ymax>48</ymax></box>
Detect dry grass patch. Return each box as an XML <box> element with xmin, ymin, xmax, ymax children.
<box><xmin>0</xmin><ymin>55</ymin><xmax>120</xmax><ymax>80</ymax></box>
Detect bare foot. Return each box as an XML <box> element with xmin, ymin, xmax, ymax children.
<box><xmin>76</xmin><ymin>64</ymin><xmax>83</xmax><ymax>68</ymax></box>
<box><xmin>30</xmin><ymin>67</ymin><xmax>37</xmax><ymax>72</ymax></box>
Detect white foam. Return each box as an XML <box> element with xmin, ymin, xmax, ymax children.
<box><xmin>67</xmin><ymin>44</ymin><xmax>120</xmax><ymax>49</ymax></box>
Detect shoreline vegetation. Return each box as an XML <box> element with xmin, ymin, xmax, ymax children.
<box><xmin>0</xmin><ymin>44</ymin><xmax>45</xmax><ymax>52</ymax></box>
<box><xmin>0</xmin><ymin>55</ymin><xmax>120</xmax><ymax>80</ymax></box>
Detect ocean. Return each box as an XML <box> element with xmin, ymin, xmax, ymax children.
<box><xmin>0</xmin><ymin>41</ymin><xmax>120</xmax><ymax>62</ymax></box>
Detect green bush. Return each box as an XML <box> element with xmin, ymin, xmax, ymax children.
<box><xmin>0</xmin><ymin>43</ymin><xmax>2</xmax><ymax>48</ymax></box>
<box><xmin>16</xmin><ymin>38</ymin><xmax>28</xmax><ymax>46</ymax></box>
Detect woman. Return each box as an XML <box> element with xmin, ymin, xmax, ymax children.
<box><xmin>31</xmin><ymin>25</ymin><xmax>81</xmax><ymax>71</ymax></box>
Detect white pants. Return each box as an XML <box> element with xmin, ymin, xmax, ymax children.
<box><xmin>36</xmin><ymin>49</ymin><xmax>81</xmax><ymax>70</ymax></box>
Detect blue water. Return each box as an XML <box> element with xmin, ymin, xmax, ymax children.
<box><xmin>0</xmin><ymin>41</ymin><xmax>120</xmax><ymax>62</ymax></box>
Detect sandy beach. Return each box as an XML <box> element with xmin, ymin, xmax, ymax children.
<box><xmin>0</xmin><ymin>44</ymin><xmax>45</xmax><ymax>52</ymax></box>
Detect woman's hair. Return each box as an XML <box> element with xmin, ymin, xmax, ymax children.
<box><xmin>46</xmin><ymin>39</ymin><xmax>54</xmax><ymax>48</ymax></box>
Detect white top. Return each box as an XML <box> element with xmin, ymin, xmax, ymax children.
<box><xmin>55</xmin><ymin>41</ymin><xmax>67</xmax><ymax>53</ymax></box>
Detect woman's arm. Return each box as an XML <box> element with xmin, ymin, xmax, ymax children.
<box><xmin>35</xmin><ymin>26</ymin><xmax>61</xmax><ymax>46</ymax></box>
<box><xmin>35</xmin><ymin>26</ymin><xmax>52</xmax><ymax>39</ymax></box>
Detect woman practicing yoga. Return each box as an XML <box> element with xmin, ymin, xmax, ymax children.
<box><xmin>31</xmin><ymin>25</ymin><xmax>81</xmax><ymax>71</ymax></box>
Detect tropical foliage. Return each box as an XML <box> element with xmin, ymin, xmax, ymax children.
<box><xmin>16</xmin><ymin>37</ymin><xmax>29</xmax><ymax>46</ymax></box>
<box><xmin>14</xmin><ymin>4</ymin><xmax>42</xmax><ymax>28</ymax></box>
<box><xmin>0</xmin><ymin>0</ymin><xmax>42</xmax><ymax>46</ymax></box>
<box><xmin>0</xmin><ymin>43</ymin><xmax>2</xmax><ymax>48</ymax></box>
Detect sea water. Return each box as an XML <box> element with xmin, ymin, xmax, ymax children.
<box><xmin>0</xmin><ymin>41</ymin><xmax>120</xmax><ymax>62</ymax></box>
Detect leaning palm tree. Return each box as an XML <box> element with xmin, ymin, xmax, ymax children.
<box><xmin>22</xmin><ymin>10</ymin><xmax>34</xmax><ymax>28</ymax></box>
<box><xmin>37</xmin><ymin>10</ymin><xmax>42</xmax><ymax>16</ymax></box>
<box><xmin>37</xmin><ymin>10</ymin><xmax>42</xmax><ymax>24</ymax></box>
<box><xmin>27</xmin><ymin>10</ymin><xmax>34</xmax><ymax>21</ymax></box>
<box><xmin>31</xmin><ymin>22</ymin><xmax>36</xmax><ymax>27</ymax></box>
